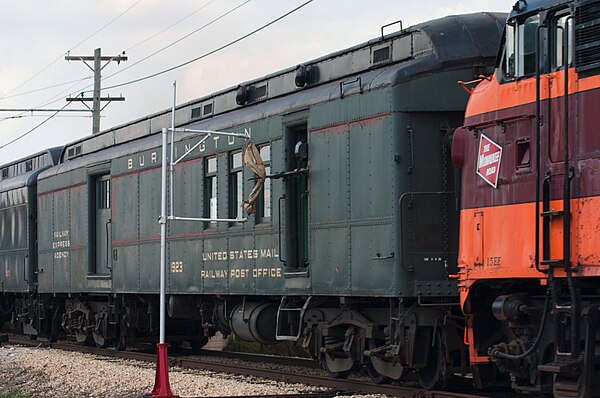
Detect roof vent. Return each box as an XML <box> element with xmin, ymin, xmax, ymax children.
<box><xmin>191</xmin><ymin>101</ymin><xmax>214</xmax><ymax>119</ymax></box>
<box><xmin>203</xmin><ymin>102</ymin><xmax>214</xmax><ymax>116</ymax></box>
<box><xmin>254</xmin><ymin>84</ymin><xmax>267</xmax><ymax>100</ymax></box>
<box><xmin>191</xmin><ymin>106</ymin><xmax>202</xmax><ymax>119</ymax></box>
<box><xmin>372</xmin><ymin>45</ymin><xmax>391</xmax><ymax>64</ymax></box>
<box><xmin>66</xmin><ymin>145</ymin><xmax>82</xmax><ymax>159</ymax></box>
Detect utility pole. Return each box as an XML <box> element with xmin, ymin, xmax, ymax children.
<box><xmin>65</xmin><ymin>48</ymin><xmax>127</xmax><ymax>134</ymax></box>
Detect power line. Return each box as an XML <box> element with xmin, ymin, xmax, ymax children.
<box><xmin>68</xmin><ymin>0</ymin><xmax>143</xmax><ymax>55</ymax></box>
<box><xmin>0</xmin><ymin>108</ymin><xmax>89</xmax><ymax>112</ymax></box>
<box><xmin>0</xmin><ymin>102</ymin><xmax>72</xmax><ymax>150</ymax></box>
<box><xmin>0</xmin><ymin>0</ymin><xmax>210</xmax><ymax>103</ymax></box>
<box><xmin>0</xmin><ymin>78</ymin><xmax>95</xmax><ymax>125</ymax></box>
<box><xmin>1</xmin><ymin>0</ymin><xmax>314</xmax><ymax>150</ymax></box>
<box><xmin>100</xmin><ymin>0</ymin><xmax>314</xmax><ymax>92</ymax></box>
<box><xmin>126</xmin><ymin>0</ymin><xmax>218</xmax><ymax>53</ymax></box>
<box><xmin>65</xmin><ymin>49</ymin><xmax>128</xmax><ymax>135</ymax></box>
<box><xmin>0</xmin><ymin>56</ymin><xmax>72</xmax><ymax>102</ymax></box>
<box><xmin>0</xmin><ymin>0</ymin><xmax>142</xmax><ymax>101</ymax></box>
<box><xmin>99</xmin><ymin>0</ymin><xmax>254</xmax><ymax>84</ymax></box>
<box><xmin>0</xmin><ymin>76</ymin><xmax>93</xmax><ymax>102</ymax></box>
<box><xmin>36</xmin><ymin>79</ymin><xmax>97</xmax><ymax>109</ymax></box>
<box><xmin>0</xmin><ymin>114</ymin><xmax>91</xmax><ymax>121</ymax></box>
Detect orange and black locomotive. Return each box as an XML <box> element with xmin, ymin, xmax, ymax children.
<box><xmin>453</xmin><ymin>0</ymin><xmax>600</xmax><ymax>396</ymax></box>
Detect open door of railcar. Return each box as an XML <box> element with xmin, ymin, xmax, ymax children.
<box><xmin>89</xmin><ymin>173</ymin><xmax>113</xmax><ymax>280</ymax></box>
<box><xmin>282</xmin><ymin>123</ymin><xmax>309</xmax><ymax>272</ymax></box>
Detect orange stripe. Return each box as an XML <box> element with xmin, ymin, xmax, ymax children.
<box><xmin>465</xmin><ymin>69</ymin><xmax>600</xmax><ymax>118</ymax></box>
<box><xmin>458</xmin><ymin>197</ymin><xmax>600</xmax><ymax>296</ymax></box>
<box><xmin>459</xmin><ymin>196</ymin><xmax>600</xmax><ymax>364</ymax></box>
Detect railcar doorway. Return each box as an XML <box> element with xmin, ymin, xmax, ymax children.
<box><xmin>90</xmin><ymin>174</ymin><xmax>112</xmax><ymax>276</ymax></box>
<box><xmin>283</xmin><ymin>124</ymin><xmax>309</xmax><ymax>271</ymax></box>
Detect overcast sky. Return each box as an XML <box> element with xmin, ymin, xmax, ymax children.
<box><xmin>0</xmin><ymin>0</ymin><xmax>515</xmax><ymax>163</ymax></box>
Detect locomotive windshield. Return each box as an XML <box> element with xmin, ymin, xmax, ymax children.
<box><xmin>503</xmin><ymin>8</ymin><xmax>574</xmax><ymax>80</ymax></box>
<box><xmin>504</xmin><ymin>14</ymin><xmax>540</xmax><ymax>78</ymax></box>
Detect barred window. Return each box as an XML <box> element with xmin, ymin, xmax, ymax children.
<box><xmin>257</xmin><ymin>144</ymin><xmax>271</xmax><ymax>222</ymax></box>
<box><xmin>97</xmin><ymin>175</ymin><xmax>111</xmax><ymax>209</ymax></box>
<box><xmin>204</xmin><ymin>156</ymin><xmax>217</xmax><ymax>226</ymax></box>
<box><xmin>229</xmin><ymin>151</ymin><xmax>243</xmax><ymax>224</ymax></box>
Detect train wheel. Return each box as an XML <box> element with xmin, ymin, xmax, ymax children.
<box><xmin>553</xmin><ymin>374</ymin><xmax>582</xmax><ymax>398</ymax></box>
<box><xmin>112</xmin><ymin>319</ymin><xmax>128</xmax><ymax>351</ymax></box>
<box><xmin>92</xmin><ymin>330</ymin><xmax>107</xmax><ymax>348</ymax></box>
<box><xmin>365</xmin><ymin>340</ymin><xmax>402</xmax><ymax>384</ymax></box>
<box><xmin>366</xmin><ymin>360</ymin><xmax>391</xmax><ymax>384</ymax></box>
<box><xmin>75</xmin><ymin>331</ymin><xmax>89</xmax><ymax>345</ymax></box>
<box><xmin>417</xmin><ymin>330</ymin><xmax>450</xmax><ymax>390</ymax></box>
<box><xmin>112</xmin><ymin>333</ymin><xmax>125</xmax><ymax>350</ymax></box>
<box><xmin>320</xmin><ymin>353</ymin><xmax>351</xmax><ymax>379</ymax></box>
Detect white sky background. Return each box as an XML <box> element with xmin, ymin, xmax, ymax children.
<box><xmin>0</xmin><ymin>0</ymin><xmax>515</xmax><ymax>163</ymax></box>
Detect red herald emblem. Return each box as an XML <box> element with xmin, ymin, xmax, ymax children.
<box><xmin>476</xmin><ymin>134</ymin><xmax>502</xmax><ymax>188</ymax></box>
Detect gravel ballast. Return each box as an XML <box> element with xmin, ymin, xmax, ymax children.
<box><xmin>0</xmin><ymin>345</ymin><xmax>337</xmax><ymax>398</ymax></box>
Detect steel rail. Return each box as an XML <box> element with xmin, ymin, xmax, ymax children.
<box><xmin>7</xmin><ymin>336</ymin><xmax>492</xmax><ymax>398</ymax></box>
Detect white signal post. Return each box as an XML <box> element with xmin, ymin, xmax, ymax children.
<box><xmin>147</xmin><ymin>81</ymin><xmax>252</xmax><ymax>398</ymax></box>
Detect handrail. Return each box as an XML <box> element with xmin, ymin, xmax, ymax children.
<box><xmin>381</xmin><ymin>20</ymin><xmax>403</xmax><ymax>40</ymax></box>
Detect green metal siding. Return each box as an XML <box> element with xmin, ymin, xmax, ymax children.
<box><xmin>0</xmin><ymin>187</ymin><xmax>29</xmax><ymax>292</ymax></box>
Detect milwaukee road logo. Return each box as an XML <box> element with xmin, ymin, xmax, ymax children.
<box><xmin>476</xmin><ymin>133</ymin><xmax>502</xmax><ymax>188</ymax></box>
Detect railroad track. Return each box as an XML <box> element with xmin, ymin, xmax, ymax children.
<box><xmin>6</xmin><ymin>335</ymin><xmax>493</xmax><ymax>398</ymax></box>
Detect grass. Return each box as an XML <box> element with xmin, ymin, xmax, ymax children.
<box><xmin>0</xmin><ymin>392</ymin><xmax>29</xmax><ymax>398</ymax></box>
<box><xmin>0</xmin><ymin>322</ymin><xmax>17</xmax><ymax>332</ymax></box>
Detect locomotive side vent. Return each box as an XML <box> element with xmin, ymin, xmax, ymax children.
<box><xmin>575</xmin><ymin>1</ymin><xmax>600</xmax><ymax>74</ymax></box>
<box><xmin>254</xmin><ymin>84</ymin><xmax>267</xmax><ymax>100</ymax></box>
<box><xmin>191</xmin><ymin>106</ymin><xmax>201</xmax><ymax>119</ymax></box>
<box><xmin>191</xmin><ymin>102</ymin><xmax>214</xmax><ymax>119</ymax></box>
<box><xmin>66</xmin><ymin>145</ymin><xmax>82</xmax><ymax>159</ymax></box>
<box><xmin>203</xmin><ymin>102</ymin><xmax>213</xmax><ymax>116</ymax></box>
<box><xmin>372</xmin><ymin>44</ymin><xmax>391</xmax><ymax>64</ymax></box>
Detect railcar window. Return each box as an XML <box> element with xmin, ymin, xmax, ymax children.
<box><xmin>97</xmin><ymin>177</ymin><xmax>111</xmax><ymax>209</ymax></box>
<box><xmin>394</xmin><ymin>34</ymin><xmax>413</xmax><ymax>60</ymax></box>
<box><xmin>505</xmin><ymin>15</ymin><xmax>540</xmax><ymax>78</ymax></box>
<box><xmin>412</xmin><ymin>32</ymin><xmax>432</xmax><ymax>57</ymax></box>
<box><xmin>229</xmin><ymin>151</ymin><xmax>243</xmax><ymax>225</ymax></box>
<box><xmin>505</xmin><ymin>22</ymin><xmax>516</xmax><ymax>77</ymax></box>
<box><xmin>205</xmin><ymin>156</ymin><xmax>218</xmax><ymax>227</ymax></box>
<box><xmin>257</xmin><ymin>144</ymin><xmax>271</xmax><ymax>223</ymax></box>
<box><xmin>554</xmin><ymin>14</ymin><xmax>573</xmax><ymax>69</ymax></box>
